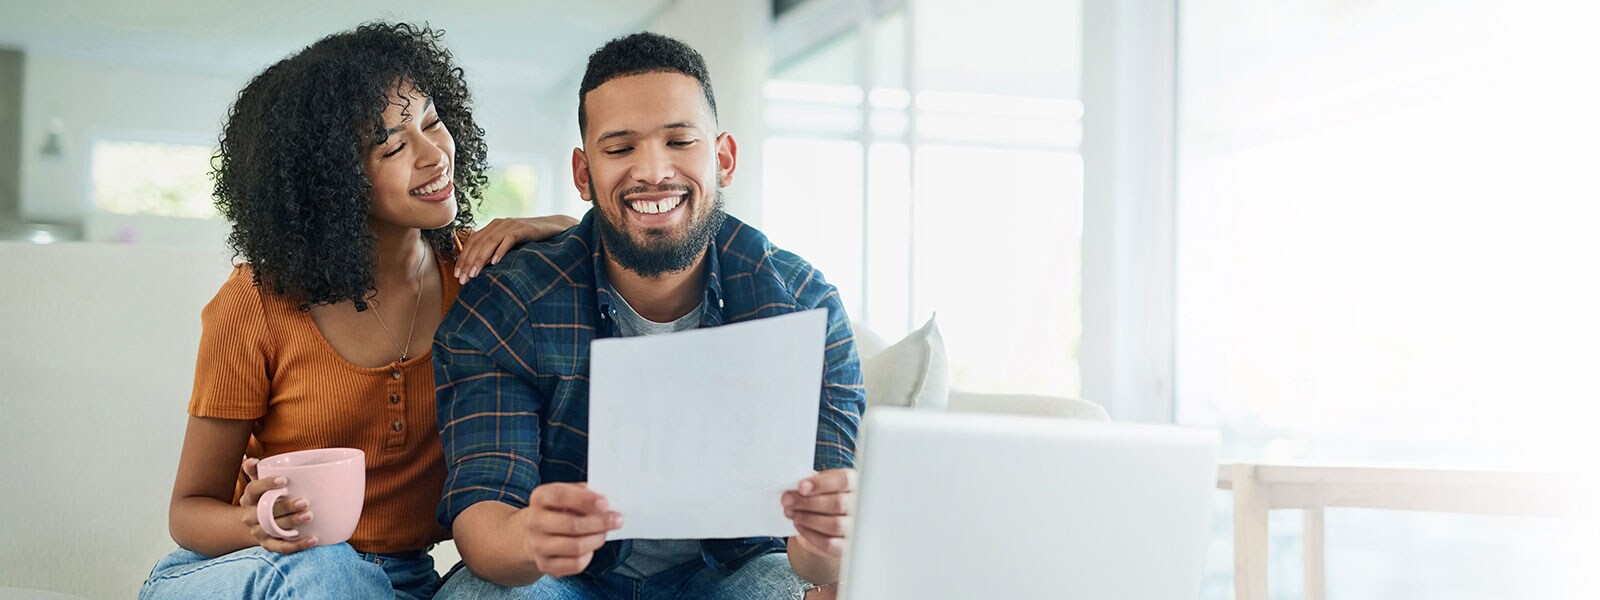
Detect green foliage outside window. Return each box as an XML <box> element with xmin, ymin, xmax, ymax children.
<box><xmin>478</xmin><ymin>164</ymin><xmax>538</xmax><ymax>222</ymax></box>
<box><xmin>92</xmin><ymin>140</ymin><xmax>217</xmax><ymax>219</ymax></box>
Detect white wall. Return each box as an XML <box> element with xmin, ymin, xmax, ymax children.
<box><xmin>1079</xmin><ymin>0</ymin><xmax>1176</xmax><ymax>423</ymax></box>
<box><xmin>19</xmin><ymin>55</ymin><xmax>243</xmax><ymax>227</ymax></box>
<box><xmin>10</xmin><ymin>6</ymin><xmax>764</xmax><ymax>233</ymax></box>
<box><xmin>465</xmin><ymin>78</ymin><xmax>590</xmax><ymax>218</ymax></box>
<box><xmin>84</xmin><ymin>211</ymin><xmax>232</xmax><ymax>247</ymax></box>
<box><xmin>17</xmin><ymin>53</ymin><xmax>582</xmax><ymax>237</ymax></box>
<box><xmin>516</xmin><ymin>70</ymin><xmax>593</xmax><ymax>219</ymax></box>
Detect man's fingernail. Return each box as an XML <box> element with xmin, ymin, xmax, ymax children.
<box><xmin>306</xmin><ymin>537</ymin><xmax>318</xmax><ymax>546</ymax></box>
<box><xmin>782</xmin><ymin>495</ymin><xmax>794</xmax><ymax>507</ymax></box>
<box><xmin>611</xmin><ymin>515</ymin><xmax>624</xmax><ymax>528</ymax></box>
<box><xmin>293</xmin><ymin>499</ymin><xmax>308</xmax><ymax>509</ymax></box>
<box><xmin>596</xmin><ymin>499</ymin><xmax>609</xmax><ymax>512</ymax></box>
<box><xmin>784</xmin><ymin>507</ymin><xmax>794</xmax><ymax>518</ymax></box>
<box><xmin>300</xmin><ymin>511</ymin><xmax>314</xmax><ymax>522</ymax></box>
<box><xmin>799</xmin><ymin>481</ymin><xmax>814</xmax><ymax>495</ymax></box>
<box><xmin>274</xmin><ymin>477</ymin><xmax>286</xmax><ymax>485</ymax></box>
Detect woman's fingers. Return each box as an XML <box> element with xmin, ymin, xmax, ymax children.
<box><xmin>257</xmin><ymin>530</ymin><xmax>319</xmax><ymax>554</ymax></box>
<box><xmin>490</xmin><ymin>237</ymin><xmax>514</xmax><ymax>266</ymax></box>
<box><xmin>275</xmin><ymin>506</ymin><xmax>312</xmax><ymax>532</ymax></box>
<box><xmin>459</xmin><ymin>220</ymin><xmax>516</xmax><ymax>282</ymax></box>
<box><xmin>239</xmin><ymin>475</ymin><xmax>286</xmax><ymax>507</ymax></box>
<box><xmin>240</xmin><ymin>494</ymin><xmax>308</xmax><ymax>529</ymax></box>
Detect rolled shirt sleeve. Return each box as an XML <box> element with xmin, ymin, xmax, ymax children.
<box><xmin>433</xmin><ymin>275</ymin><xmax>547</xmax><ymax>530</ymax></box>
<box><xmin>805</xmin><ymin>271</ymin><xmax>866</xmax><ymax>472</ymax></box>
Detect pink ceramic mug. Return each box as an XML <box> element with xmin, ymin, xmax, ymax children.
<box><xmin>255</xmin><ymin>448</ymin><xmax>365</xmax><ymax>546</ymax></box>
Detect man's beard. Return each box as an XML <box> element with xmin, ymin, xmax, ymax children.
<box><xmin>594</xmin><ymin>179</ymin><xmax>727</xmax><ymax>278</ymax></box>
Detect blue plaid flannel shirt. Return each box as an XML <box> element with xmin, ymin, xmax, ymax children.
<box><xmin>433</xmin><ymin>209</ymin><xmax>864</xmax><ymax>576</ymax></box>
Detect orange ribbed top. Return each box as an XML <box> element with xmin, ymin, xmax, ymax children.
<box><xmin>187</xmin><ymin>252</ymin><xmax>460</xmax><ymax>554</ymax></box>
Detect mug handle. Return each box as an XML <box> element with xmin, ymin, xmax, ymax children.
<box><xmin>256</xmin><ymin>487</ymin><xmax>300</xmax><ymax>539</ymax></box>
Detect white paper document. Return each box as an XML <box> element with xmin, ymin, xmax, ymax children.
<box><xmin>587</xmin><ymin>309</ymin><xmax>828</xmax><ymax>540</ymax></box>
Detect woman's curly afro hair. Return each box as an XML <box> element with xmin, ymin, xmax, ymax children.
<box><xmin>213</xmin><ymin>21</ymin><xmax>487</xmax><ymax>311</ymax></box>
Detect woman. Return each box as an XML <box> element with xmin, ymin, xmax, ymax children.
<box><xmin>140</xmin><ymin>22</ymin><xmax>574</xmax><ymax>600</ymax></box>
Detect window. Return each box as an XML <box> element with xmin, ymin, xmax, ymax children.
<box><xmin>1176</xmin><ymin>1</ymin><xmax>1599</xmax><ymax>597</ymax></box>
<box><xmin>91</xmin><ymin>139</ymin><xmax>216</xmax><ymax>219</ymax></box>
<box><xmin>479</xmin><ymin>163</ymin><xmax>541</xmax><ymax>222</ymax></box>
<box><xmin>88</xmin><ymin>139</ymin><xmax>547</xmax><ymax>243</ymax></box>
<box><xmin>765</xmin><ymin>0</ymin><xmax>1083</xmax><ymax>396</ymax></box>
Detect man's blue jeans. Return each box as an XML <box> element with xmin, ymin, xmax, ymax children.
<box><xmin>434</xmin><ymin>552</ymin><xmax>806</xmax><ymax>600</ymax></box>
<box><xmin>139</xmin><ymin>542</ymin><xmax>442</xmax><ymax>599</ymax></box>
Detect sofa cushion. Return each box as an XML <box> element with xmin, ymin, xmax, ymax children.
<box><xmin>852</xmin><ymin>317</ymin><xmax>1107</xmax><ymax>421</ymax></box>
<box><xmin>0</xmin><ymin>242</ymin><xmax>231</xmax><ymax>598</ymax></box>
<box><xmin>946</xmin><ymin>391</ymin><xmax>1110</xmax><ymax>421</ymax></box>
<box><xmin>858</xmin><ymin>316</ymin><xmax>948</xmax><ymax>410</ymax></box>
<box><xmin>852</xmin><ymin>322</ymin><xmax>891</xmax><ymax>360</ymax></box>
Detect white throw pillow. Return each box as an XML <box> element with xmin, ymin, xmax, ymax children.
<box><xmin>852</xmin><ymin>321</ymin><xmax>891</xmax><ymax>360</ymax></box>
<box><xmin>859</xmin><ymin>316</ymin><xmax>948</xmax><ymax>410</ymax></box>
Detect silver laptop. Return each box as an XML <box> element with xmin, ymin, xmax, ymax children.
<box><xmin>841</xmin><ymin>408</ymin><xmax>1219</xmax><ymax>600</ymax></box>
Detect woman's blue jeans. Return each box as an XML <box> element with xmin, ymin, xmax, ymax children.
<box><xmin>139</xmin><ymin>542</ymin><xmax>441</xmax><ymax>600</ymax></box>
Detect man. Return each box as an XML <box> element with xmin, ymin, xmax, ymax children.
<box><xmin>431</xmin><ymin>33</ymin><xmax>863</xmax><ymax>599</ymax></box>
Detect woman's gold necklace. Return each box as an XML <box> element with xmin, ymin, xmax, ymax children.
<box><xmin>372</xmin><ymin>244</ymin><xmax>428</xmax><ymax>362</ymax></box>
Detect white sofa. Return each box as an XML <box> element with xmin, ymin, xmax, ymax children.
<box><xmin>851</xmin><ymin>314</ymin><xmax>1107</xmax><ymax>420</ymax></box>
<box><xmin>1</xmin><ymin>243</ymin><xmax>230</xmax><ymax>599</ymax></box>
<box><xmin>0</xmin><ymin>242</ymin><xmax>1104</xmax><ymax>599</ymax></box>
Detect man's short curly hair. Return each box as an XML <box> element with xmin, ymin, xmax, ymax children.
<box><xmin>213</xmin><ymin>21</ymin><xmax>487</xmax><ymax>311</ymax></box>
<box><xmin>578</xmin><ymin>32</ymin><xmax>718</xmax><ymax>136</ymax></box>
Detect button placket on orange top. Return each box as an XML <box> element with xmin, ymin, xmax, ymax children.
<box><xmin>384</xmin><ymin>364</ymin><xmax>408</xmax><ymax>453</ymax></box>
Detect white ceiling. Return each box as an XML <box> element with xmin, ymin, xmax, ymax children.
<box><xmin>0</xmin><ymin>0</ymin><xmax>674</xmax><ymax>92</ymax></box>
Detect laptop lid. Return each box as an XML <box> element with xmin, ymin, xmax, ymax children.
<box><xmin>841</xmin><ymin>408</ymin><xmax>1219</xmax><ymax>599</ymax></box>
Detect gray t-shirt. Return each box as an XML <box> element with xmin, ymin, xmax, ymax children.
<box><xmin>608</xmin><ymin>292</ymin><xmax>707</xmax><ymax>578</ymax></box>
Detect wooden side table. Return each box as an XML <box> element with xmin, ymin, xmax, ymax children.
<box><xmin>1217</xmin><ymin>463</ymin><xmax>1591</xmax><ymax>600</ymax></box>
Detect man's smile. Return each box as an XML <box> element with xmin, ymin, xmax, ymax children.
<box><xmin>625</xmin><ymin>189</ymin><xmax>687</xmax><ymax>212</ymax></box>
